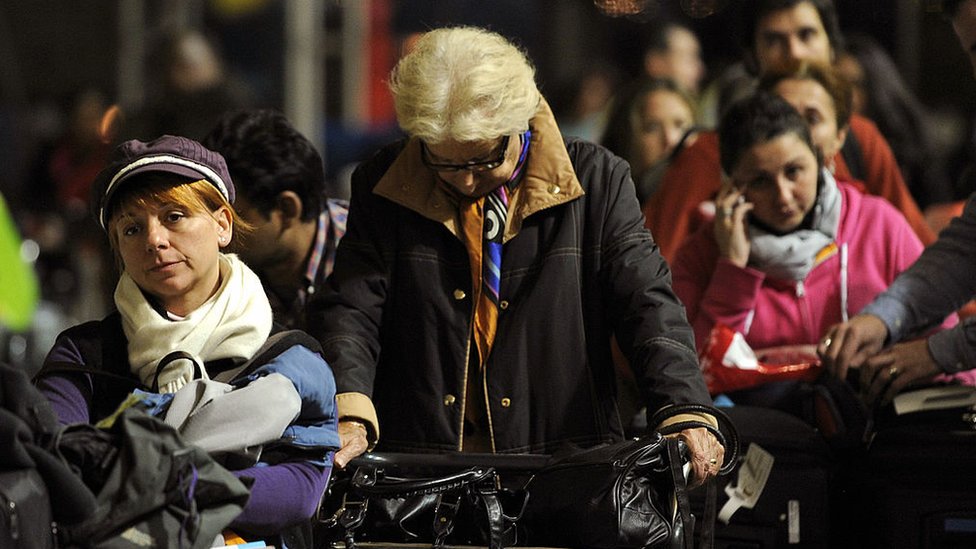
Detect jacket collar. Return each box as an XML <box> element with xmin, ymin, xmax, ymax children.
<box><xmin>373</xmin><ymin>99</ymin><xmax>584</xmax><ymax>242</ymax></box>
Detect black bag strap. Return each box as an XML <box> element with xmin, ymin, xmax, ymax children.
<box><xmin>667</xmin><ymin>437</ymin><xmax>695</xmax><ymax>549</ymax></box>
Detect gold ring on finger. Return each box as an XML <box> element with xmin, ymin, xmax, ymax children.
<box><xmin>888</xmin><ymin>366</ymin><xmax>899</xmax><ymax>377</ymax></box>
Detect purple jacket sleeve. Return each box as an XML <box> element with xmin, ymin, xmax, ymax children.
<box><xmin>231</xmin><ymin>459</ymin><xmax>333</xmax><ymax>535</ymax></box>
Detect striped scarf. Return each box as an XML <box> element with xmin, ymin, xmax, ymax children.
<box><xmin>461</xmin><ymin>130</ymin><xmax>531</xmax><ymax>367</ymax></box>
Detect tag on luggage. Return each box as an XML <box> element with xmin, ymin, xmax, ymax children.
<box><xmin>718</xmin><ymin>442</ymin><xmax>774</xmax><ymax>523</ymax></box>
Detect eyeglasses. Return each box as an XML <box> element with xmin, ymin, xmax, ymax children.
<box><xmin>421</xmin><ymin>135</ymin><xmax>510</xmax><ymax>173</ymax></box>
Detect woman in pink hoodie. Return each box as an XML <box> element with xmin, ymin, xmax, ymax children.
<box><xmin>671</xmin><ymin>89</ymin><xmax>955</xmax><ymax>403</ymax></box>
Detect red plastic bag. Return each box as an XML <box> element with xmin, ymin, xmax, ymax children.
<box><xmin>699</xmin><ymin>325</ymin><xmax>823</xmax><ymax>395</ymax></box>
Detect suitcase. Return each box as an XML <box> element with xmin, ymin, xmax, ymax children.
<box><xmin>841</xmin><ymin>402</ymin><xmax>976</xmax><ymax>549</ymax></box>
<box><xmin>695</xmin><ymin>405</ymin><xmax>834</xmax><ymax>549</ymax></box>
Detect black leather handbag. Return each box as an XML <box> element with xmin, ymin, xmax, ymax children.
<box><xmin>520</xmin><ymin>403</ymin><xmax>739</xmax><ymax>549</ymax></box>
<box><xmin>318</xmin><ymin>452</ymin><xmax>539</xmax><ymax>549</ymax></box>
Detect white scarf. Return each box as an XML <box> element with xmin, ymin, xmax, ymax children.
<box><xmin>747</xmin><ymin>169</ymin><xmax>842</xmax><ymax>282</ymax></box>
<box><xmin>116</xmin><ymin>253</ymin><xmax>273</xmax><ymax>393</ymax></box>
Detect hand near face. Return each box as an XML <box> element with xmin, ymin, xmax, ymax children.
<box><xmin>713</xmin><ymin>182</ymin><xmax>754</xmax><ymax>268</ymax></box>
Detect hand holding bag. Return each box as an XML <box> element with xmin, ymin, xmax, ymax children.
<box><xmin>521</xmin><ymin>403</ymin><xmax>739</xmax><ymax>549</ymax></box>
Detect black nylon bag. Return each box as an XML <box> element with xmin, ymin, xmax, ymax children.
<box><xmin>0</xmin><ymin>468</ymin><xmax>55</xmax><ymax>549</ymax></box>
<box><xmin>53</xmin><ymin>407</ymin><xmax>251</xmax><ymax>549</ymax></box>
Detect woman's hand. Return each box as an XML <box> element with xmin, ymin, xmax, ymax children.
<box><xmin>818</xmin><ymin>314</ymin><xmax>888</xmax><ymax>381</ymax></box>
<box><xmin>678</xmin><ymin>427</ymin><xmax>725</xmax><ymax>487</ymax></box>
<box><xmin>333</xmin><ymin>420</ymin><xmax>369</xmax><ymax>468</ymax></box>
<box><xmin>860</xmin><ymin>339</ymin><xmax>939</xmax><ymax>406</ymax></box>
<box><xmin>713</xmin><ymin>182</ymin><xmax>753</xmax><ymax>268</ymax></box>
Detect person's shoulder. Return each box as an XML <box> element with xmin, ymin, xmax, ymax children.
<box><xmin>838</xmin><ymin>181</ymin><xmax>897</xmax><ymax>212</ymax></box>
<box><xmin>837</xmin><ymin>181</ymin><xmax>911</xmax><ymax>233</ymax></box>
<box><xmin>848</xmin><ymin>114</ymin><xmax>885</xmax><ymax>145</ymax></box>
<box><xmin>565</xmin><ymin>137</ymin><xmax>618</xmax><ymax>164</ymax></box>
<box><xmin>58</xmin><ymin>312</ymin><xmax>121</xmax><ymax>344</ymax></box>
<box><xmin>353</xmin><ymin>139</ymin><xmax>409</xmax><ymax>180</ymax></box>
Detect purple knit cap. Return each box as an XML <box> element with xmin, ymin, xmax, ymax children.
<box><xmin>91</xmin><ymin>135</ymin><xmax>235</xmax><ymax>229</ymax></box>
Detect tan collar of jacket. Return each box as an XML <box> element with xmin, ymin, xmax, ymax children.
<box><xmin>373</xmin><ymin>99</ymin><xmax>584</xmax><ymax>243</ymax></box>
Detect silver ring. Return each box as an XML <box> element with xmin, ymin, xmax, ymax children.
<box><xmin>888</xmin><ymin>366</ymin><xmax>899</xmax><ymax>377</ymax></box>
<box><xmin>822</xmin><ymin>337</ymin><xmax>832</xmax><ymax>348</ymax></box>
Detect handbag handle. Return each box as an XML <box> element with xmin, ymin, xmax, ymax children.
<box><xmin>151</xmin><ymin>351</ymin><xmax>203</xmax><ymax>393</ymax></box>
<box><xmin>351</xmin><ymin>465</ymin><xmax>497</xmax><ymax>498</ymax></box>
<box><xmin>649</xmin><ymin>403</ymin><xmax>740</xmax><ymax>476</ymax></box>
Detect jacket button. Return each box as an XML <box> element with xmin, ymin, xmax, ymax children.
<box><xmin>548</xmin><ymin>184</ymin><xmax>560</xmax><ymax>194</ymax></box>
<box><xmin>453</xmin><ymin>289</ymin><xmax>466</xmax><ymax>300</ymax></box>
<box><xmin>499</xmin><ymin>300</ymin><xmax>509</xmax><ymax>310</ymax></box>
<box><xmin>444</xmin><ymin>394</ymin><xmax>456</xmax><ymax>406</ymax></box>
<box><xmin>500</xmin><ymin>397</ymin><xmax>511</xmax><ymax>408</ymax></box>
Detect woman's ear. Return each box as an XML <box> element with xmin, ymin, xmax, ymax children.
<box><xmin>215</xmin><ymin>206</ymin><xmax>233</xmax><ymax>248</ymax></box>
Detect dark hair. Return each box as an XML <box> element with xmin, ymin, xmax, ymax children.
<box><xmin>600</xmin><ymin>77</ymin><xmax>696</xmax><ymax>169</ymax></box>
<box><xmin>757</xmin><ymin>59</ymin><xmax>853</xmax><ymax>130</ymax></box>
<box><xmin>718</xmin><ymin>91</ymin><xmax>817</xmax><ymax>176</ymax></box>
<box><xmin>738</xmin><ymin>0</ymin><xmax>844</xmax><ymax>73</ymax></box>
<box><xmin>202</xmin><ymin>109</ymin><xmax>325</xmax><ymax>222</ymax></box>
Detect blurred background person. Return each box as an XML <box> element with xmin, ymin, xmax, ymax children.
<box><xmin>641</xmin><ymin>19</ymin><xmax>707</xmax><ymax>96</ymax></box>
<box><xmin>126</xmin><ymin>29</ymin><xmax>255</xmax><ymax>142</ymax></box>
<box><xmin>554</xmin><ymin>62</ymin><xmax>620</xmax><ymax>142</ymax></box>
<box><xmin>601</xmin><ymin>77</ymin><xmax>700</xmax><ymax>206</ymax></box>
<box><xmin>836</xmin><ymin>32</ymin><xmax>956</xmax><ymax>227</ymax></box>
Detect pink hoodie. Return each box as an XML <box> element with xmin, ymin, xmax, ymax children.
<box><xmin>672</xmin><ymin>182</ymin><xmax>957</xmax><ymax>354</ymax></box>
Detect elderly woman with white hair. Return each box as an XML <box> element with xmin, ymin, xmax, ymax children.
<box><xmin>308</xmin><ymin>26</ymin><xmax>724</xmax><ymax>482</ymax></box>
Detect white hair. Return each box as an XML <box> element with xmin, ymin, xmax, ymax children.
<box><xmin>389</xmin><ymin>26</ymin><xmax>541</xmax><ymax>144</ymax></box>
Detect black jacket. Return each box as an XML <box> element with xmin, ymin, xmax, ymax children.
<box><xmin>307</xmin><ymin>103</ymin><xmax>710</xmax><ymax>453</ymax></box>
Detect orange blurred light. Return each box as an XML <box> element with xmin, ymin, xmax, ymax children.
<box><xmin>99</xmin><ymin>104</ymin><xmax>124</xmax><ymax>144</ymax></box>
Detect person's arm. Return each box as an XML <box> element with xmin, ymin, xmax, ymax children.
<box><xmin>230</xmin><ymin>460</ymin><xmax>332</xmax><ymax>535</ymax></box>
<box><xmin>35</xmin><ymin>333</ymin><xmax>93</xmax><ymax>424</ymax></box>
<box><xmin>861</xmin><ymin>193</ymin><xmax>976</xmax><ymax>360</ymax></box>
<box><xmin>598</xmin><ymin>150</ymin><xmax>710</xmax><ymax>411</ymax></box>
<box><xmin>598</xmin><ymin>149</ymin><xmax>721</xmax><ymax>484</ymax></box>
<box><xmin>306</xmin><ymin>149</ymin><xmax>401</xmax><ymax>459</ymax></box>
